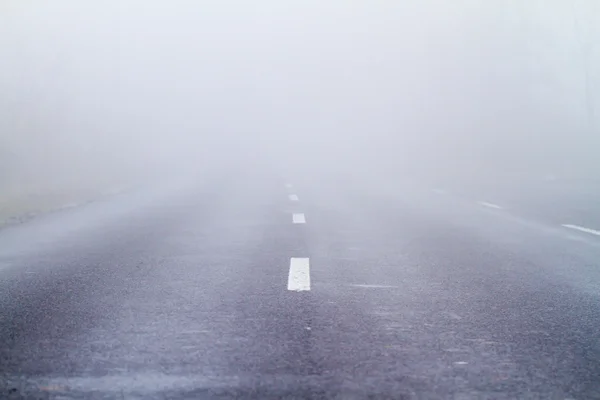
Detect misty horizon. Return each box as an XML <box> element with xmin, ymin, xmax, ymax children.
<box><xmin>1</xmin><ymin>1</ymin><xmax>599</xmax><ymax>190</ymax></box>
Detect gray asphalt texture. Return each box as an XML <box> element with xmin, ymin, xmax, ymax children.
<box><xmin>1</xmin><ymin>167</ymin><xmax>600</xmax><ymax>399</ymax></box>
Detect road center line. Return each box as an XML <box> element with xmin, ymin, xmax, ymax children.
<box><xmin>478</xmin><ymin>201</ymin><xmax>503</xmax><ymax>209</ymax></box>
<box><xmin>289</xmin><ymin>194</ymin><xmax>299</xmax><ymax>201</ymax></box>
<box><xmin>288</xmin><ymin>258</ymin><xmax>310</xmax><ymax>291</ymax></box>
<box><xmin>292</xmin><ymin>213</ymin><xmax>306</xmax><ymax>224</ymax></box>
<box><xmin>561</xmin><ymin>224</ymin><xmax>600</xmax><ymax>236</ymax></box>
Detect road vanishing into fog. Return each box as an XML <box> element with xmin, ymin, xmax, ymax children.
<box><xmin>1</xmin><ymin>166</ymin><xmax>600</xmax><ymax>399</ymax></box>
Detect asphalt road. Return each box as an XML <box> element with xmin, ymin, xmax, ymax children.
<box><xmin>1</xmin><ymin>167</ymin><xmax>600</xmax><ymax>399</ymax></box>
<box><xmin>435</xmin><ymin>177</ymin><xmax>600</xmax><ymax>231</ymax></box>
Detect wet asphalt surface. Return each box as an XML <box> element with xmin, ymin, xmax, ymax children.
<box><xmin>1</xmin><ymin>167</ymin><xmax>600</xmax><ymax>399</ymax></box>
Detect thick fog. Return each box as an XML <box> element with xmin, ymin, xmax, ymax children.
<box><xmin>2</xmin><ymin>0</ymin><xmax>599</xmax><ymax>193</ymax></box>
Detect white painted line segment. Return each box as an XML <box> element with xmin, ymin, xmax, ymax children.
<box><xmin>289</xmin><ymin>194</ymin><xmax>299</xmax><ymax>201</ymax></box>
<box><xmin>288</xmin><ymin>258</ymin><xmax>310</xmax><ymax>291</ymax></box>
<box><xmin>292</xmin><ymin>213</ymin><xmax>306</xmax><ymax>224</ymax></box>
<box><xmin>478</xmin><ymin>201</ymin><xmax>503</xmax><ymax>209</ymax></box>
<box><xmin>562</xmin><ymin>224</ymin><xmax>600</xmax><ymax>236</ymax></box>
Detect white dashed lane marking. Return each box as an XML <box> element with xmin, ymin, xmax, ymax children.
<box><xmin>562</xmin><ymin>224</ymin><xmax>600</xmax><ymax>236</ymax></box>
<box><xmin>292</xmin><ymin>213</ymin><xmax>306</xmax><ymax>224</ymax></box>
<box><xmin>289</xmin><ymin>194</ymin><xmax>299</xmax><ymax>201</ymax></box>
<box><xmin>288</xmin><ymin>258</ymin><xmax>310</xmax><ymax>291</ymax></box>
<box><xmin>478</xmin><ymin>201</ymin><xmax>503</xmax><ymax>209</ymax></box>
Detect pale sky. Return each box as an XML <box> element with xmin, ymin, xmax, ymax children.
<box><xmin>1</xmin><ymin>1</ymin><xmax>599</xmax><ymax>185</ymax></box>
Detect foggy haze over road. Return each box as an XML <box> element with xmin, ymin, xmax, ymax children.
<box><xmin>2</xmin><ymin>1</ymin><xmax>600</xmax><ymax>398</ymax></box>
<box><xmin>2</xmin><ymin>0</ymin><xmax>599</xmax><ymax>186</ymax></box>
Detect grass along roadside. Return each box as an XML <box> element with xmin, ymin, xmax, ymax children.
<box><xmin>0</xmin><ymin>180</ymin><xmax>131</xmax><ymax>227</ymax></box>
